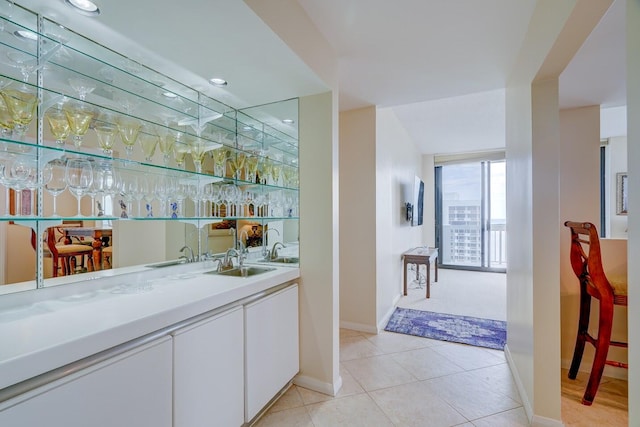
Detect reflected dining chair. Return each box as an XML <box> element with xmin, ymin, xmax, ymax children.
<box><xmin>564</xmin><ymin>221</ymin><xmax>628</xmax><ymax>405</ymax></box>
<box><xmin>45</xmin><ymin>226</ymin><xmax>94</xmax><ymax>277</ymax></box>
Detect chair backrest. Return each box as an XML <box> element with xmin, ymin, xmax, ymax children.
<box><xmin>564</xmin><ymin>221</ymin><xmax>613</xmax><ymax>301</ymax></box>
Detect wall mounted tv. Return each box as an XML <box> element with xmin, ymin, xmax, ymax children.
<box><xmin>412</xmin><ymin>176</ymin><xmax>424</xmax><ymax>226</ymax></box>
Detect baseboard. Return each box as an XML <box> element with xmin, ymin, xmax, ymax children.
<box><xmin>339</xmin><ymin>320</ymin><xmax>378</xmax><ymax>334</ymax></box>
<box><xmin>504</xmin><ymin>344</ymin><xmax>534</xmax><ymax>422</ymax></box>
<box><xmin>505</xmin><ymin>345</ymin><xmax>566</xmax><ymax>427</ymax></box>
<box><xmin>560</xmin><ymin>358</ymin><xmax>628</xmax><ymax>381</ymax></box>
<box><xmin>377</xmin><ymin>296</ymin><xmax>401</xmax><ymax>332</ymax></box>
<box><xmin>531</xmin><ymin>415</ymin><xmax>565</xmax><ymax>427</ymax></box>
<box><xmin>294</xmin><ymin>373</ymin><xmax>343</xmax><ymax>397</ymax></box>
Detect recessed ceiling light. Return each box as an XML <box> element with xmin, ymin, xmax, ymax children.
<box><xmin>13</xmin><ymin>30</ymin><xmax>38</xmax><ymax>41</ymax></box>
<box><xmin>209</xmin><ymin>78</ymin><xmax>228</xmax><ymax>87</ymax></box>
<box><xmin>162</xmin><ymin>91</ymin><xmax>178</xmax><ymax>98</ymax></box>
<box><xmin>64</xmin><ymin>0</ymin><xmax>101</xmax><ymax>16</ymax></box>
<box><xmin>281</xmin><ymin>119</ymin><xmax>295</xmax><ymax>125</ymax></box>
<box><xmin>242</xmin><ymin>126</ymin><xmax>253</xmax><ymax>131</ymax></box>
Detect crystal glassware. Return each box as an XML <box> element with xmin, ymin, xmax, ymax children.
<box><xmin>212</xmin><ymin>147</ymin><xmax>227</xmax><ymax>177</ymax></box>
<box><xmin>0</xmin><ymin>96</ymin><xmax>15</xmax><ymax>138</ymax></box>
<box><xmin>68</xmin><ymin>77</ymin><xmax>95</xmax><ymax>101</ymax></box>
<box><xmin>245</xmin><ymin>155</ymin><xmax>259</xmax><ymax>184</ymax></box>
<box><xmin>139</xmin><ymin>131</ymin><xmax>159</xmax><ymax>162</ymax></box>
<box><xmin>158</xmin><ymin>133</ymin><xmax>176</xmax><ymax>166</ymax></box>
<box><xmin>45</xmin><ymin>106</ymin><xmax>71</xmax><ymax>147</ymax></box>
<box><xmin>63</xmin><ymin>102</ymin><xmax>95</xmax><ymax>149</ymax></box>
<box><xmin>65</xmin><ymin>157</ymin><xmax>93</xmax><ymax>217</ymax></box>
<box><xmin>271</xmin><ymin>162</ymin><xmax>282</xmax><ymax>186</ymax></box>
<box><xmin>0</xmin><ymin>86</ymin><xmax>38</xmax><ymax>140</ymax></box>
<box><xmin>173</xmin><ymin>141</ymin><xmax>189</xmax><ymax>169</ymax></box>
<box><xmin>43</xmin><ymin>158</ymin><xmax>67</xmax><ymax>217</ymax></box>
<box><xmin>94</xmin><ymin>123</ymin><xmax>118</xmax><ymax>156</ymax></box>
<box><xmin>229</xmin><ymin>151</ymin><xmax>246</xmax><ymax>180</ymax></box>
<box><xmin>117</xmin><ymin>117</ymin><xmax>142</xmax><ymax>159</ymax></box>
<box><xmin>188</xmin><ymin>138</ymin><xmax>216</xmax><ymax>173</ymax></box>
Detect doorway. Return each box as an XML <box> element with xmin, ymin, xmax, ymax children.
<box><xmin>435</xmin><ymin>158</ymin><xmax>506</xmax><ymax>272</ymax></box>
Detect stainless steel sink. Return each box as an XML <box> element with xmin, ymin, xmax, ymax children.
<box><xmin>205</xmin><ymin>266</ymin><xmax>276</xmax><ymax>277</ymax></box>
<box><xmin>145</xmin><ymin>259</ymin><xmax>187</xmax><ymax>268</ymax></box>
<box><xmin>268</xmin><ymin>257</ymin><xmax>299</xmax><ymax>264</ymax></box>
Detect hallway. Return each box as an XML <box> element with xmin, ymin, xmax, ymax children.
<box><xmin>254</xmin><ymin>269</ymin><xmax>627</xmax><ymax>426</ymax></box>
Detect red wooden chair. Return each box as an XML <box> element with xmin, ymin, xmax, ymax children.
<box><xmin>564</xmin><ymin>221</ymin><xmax>628</xmax><ymax>405</ymax></box>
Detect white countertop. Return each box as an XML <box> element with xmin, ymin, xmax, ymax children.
<box><xmin>0</xmin><ymin>261</ymin><xmax>300</xmax><ymax>391</ymax></box>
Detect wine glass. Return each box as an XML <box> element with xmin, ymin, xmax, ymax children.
<box><xmin>173</xmin><ymin>141</ymin><xmax>189</xmax><ymax>169</ymax></box>
<box><xmin>44</xmin><ymin>159</ymin><xmax>67</xmax><ymax>217</ymax></box>
<box><xmin>139</xmin><ymin>130</ymin><xmax>159</xmax><ymax>162</ymax></box>
<box><xmin>158</xmin><ymin>132</ymin><xmax>176</xmax><ymax>166</ymax></box>
<box><xmin>245</xmin><ymin>154</ymin><xmax>259</xmax><ymax>184</ymax></box>
<box><xmin>271</xmin><ymin>162</ymin><xmax>282</xmax><ymax>186</ymax></box>
<box><xmin>63</xmin><ymin>101</ymin><xmax>95</xmax><ymax>149</ymax></box>
<box><xmin>8</xmin><ymin>155</ymin><xmax>32</xmax><ymax>215</ymax></box>
<box><xmin>117</xmin><ymin>117</ymin><xmax>141</xmax><ymax>159</ymax></box>
<box><xmin>94</xmin><ymin>122</ymin><xmax>118</xmax><ymax>156</ymax></box>
<box><xmin>0</xmin><ymin>95</ymin><xmax>15</xmax><ymax>139</ymax></box>
<box><xmin>68</xmin><ymin>77</ymin><xmax>95</xmax><ymax>101</ymax></box>
<box><xmin>229</xmin><ymin>151</ymin><xmax>246</xmax><ymax>180</ymax></box>
<box><xmin>45</xmin><ymin>105</ymin><xmax>71</xmax><ymax>147</ymax></box>
<box><xmin>212</xmin><ymin>147</ymin><xmax>228</xmax><ymax>177</ymax></box>
<box><xmin>0</xmin><ymin>85</ymin><xmax>38</xmax><ymax>140</ymax></box>
<box><xmin>188</xmin><ymin>137</ymin><xmax>216</xmax><ymax>173</ymax></box>
<box><xmin>65</xmin><ymin>157</ymin><xmax>93</xmax><ymax>217</ymax></box>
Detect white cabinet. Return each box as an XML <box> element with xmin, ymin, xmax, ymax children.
<box><xmin>173</xmin><ymin>306</ymin><xmax>244</xmax><ymax>427</ymax></box>
<box><xmin>245</xmin><ymin>284</ymin><xmax>299</xmax><ymax>421</ymax></box>
<box><xmin>0</xmin><ymin>337</ymin><xmax>173</xmax><ymax>427</ymax></box>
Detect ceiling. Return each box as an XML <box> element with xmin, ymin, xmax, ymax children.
<box><xmin>6</xmin><ymin>0</ymin><xmax>626</xmax><ymax>154</ymax></box>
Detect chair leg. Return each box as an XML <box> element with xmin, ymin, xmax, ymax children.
<box><xmin>86</xmin><ymin>255</ymin><xmax>94</xmax><ymax>272</ymax></box>
<box><xmin>569</xmin><ymin>289</ymin><xmax>591</xmax><ymax>379</ymax></box>
<box><xmin>582</xmin><ymin>300</ymin><xmax>614</xmax><ymax>405</ymax></box>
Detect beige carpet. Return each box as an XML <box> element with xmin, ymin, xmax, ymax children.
<box><xmin>398</xmin><ymin>267</ymin><xmax>506</xmax><ymax>321</ymax></box>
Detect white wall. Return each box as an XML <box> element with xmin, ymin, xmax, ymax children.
<box><xmin>422</xmin><ymin>154</ymin><xmax>436</xmax><ymax>247</ymax></box>
<box><xmin>625</xmin><ymin>0</ymin><xmax>640</xmax><ymax>420</ymax></box>
<box><xmin>375</xmin><ymin>107</ymin><xmax>423</xmax><ymax>330</ymax></box>
<box><xmin>339</xmin><ymin>107</ymin><xmax>378</xmax><ymax>331</ymax></box>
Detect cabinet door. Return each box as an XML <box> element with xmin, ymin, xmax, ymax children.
<box><xmin>245</xmin><ymin>284</ymin><xmax>299</xmax><ymax>421</ymax></box>
<box><xmin>173</xmin><ymin>306</ymin><xmax>244</xmax><ymax>427</ymax></box>
<box><xmin>0</xmin><ymin>337</ymin><xmax>172</xmax><ymax>427</ymax></box>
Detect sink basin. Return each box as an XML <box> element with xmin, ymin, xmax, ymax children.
<box><xmin>206</xmin><ymin>266</ymin><xmax>276</xmax><ymax>277</ymax></box>
<box><xmin>269</xmin><ymin>257</ymin><xmax>299</xmax><ymax>264</ymax></box>
<box><xmin>145</xmin><ymin>260</ymin><xmax>187</xmax><ymax>268</ymax></box>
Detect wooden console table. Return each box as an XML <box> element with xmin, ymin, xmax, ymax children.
<box><xmin>402</xmin><ymin>247</ymin><xmax>438</xmax><ymax>298</ymax></box>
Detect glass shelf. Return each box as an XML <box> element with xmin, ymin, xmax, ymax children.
<box><xmin>0</xmin><ymin>2</ymin><xmax>299</xmax><ymax>293</ymax></box>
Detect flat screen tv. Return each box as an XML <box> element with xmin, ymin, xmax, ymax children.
<box><xmin>412</xmin><ymin>176</ymin><xmax>424</xmax><ymax>226</ymax></box>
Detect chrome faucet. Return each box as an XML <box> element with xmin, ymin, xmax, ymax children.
<box><xmin>270</xmin><ymin>242</ymin><xmax>286</xmax><ymax>260</ymax></box>
<box><xmin>262</xmin><ymin>228</ymin><xmax>280</xmax><ymax>259</ymax></box>
<box><xmin>221</xmin><ymin>247</ymin><xmax>240</xmax><ymax>271</ymax></box>
<box><xmin>238</xmin><ymin>229</ymin><xmax>249</xmax><ymax>256</ymax></box>
<box><xmin>179</xmin><ymin>245</ymin><xmax>195</xmax><ymax>263</ymax></box>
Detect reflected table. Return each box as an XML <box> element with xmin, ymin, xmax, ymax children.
<box><xmin>63</xmin><ymin>227</ymin><xmax>113</xmax><ymax>271</ymax></box>
<box><xmin>402</xmin><ymin>247</ymin><xmax>438</xmax><ymax>298</ymax></box>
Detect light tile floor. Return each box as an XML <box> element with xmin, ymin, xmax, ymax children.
<box><xmin>254</xmin><ymin>269</ymin><xmax>628</xmax><ymax>426</ymax></box>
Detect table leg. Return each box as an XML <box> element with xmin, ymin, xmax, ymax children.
<box><xmin>403</xmin><ymin>259</ymin><xmax>408</xmax><ymax>296</ymax></box>
<box><xmin>426</xmin><ymin>261</ymin><xmax>431</xmax><ymax>298</ymax></box>
<box><xmin>91</xmin><ymin>238</ymin><xmax>102</xmax><ymax>271</ymax></box>
<box><xmin>434</xmin><ymin>256</ymin><xmax>438</xmax><ymax>282</ymax></box>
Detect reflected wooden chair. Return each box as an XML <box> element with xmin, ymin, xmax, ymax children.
<box><xmin>45</xmin><ymin>226</ymin><xmax>94</xmax><ymax>277</ymax></box>
<box><xmin>102</xmin><ymin>246</ymin><xmax>112</xmax><ymax>269</ymax></box>
<box><xmin>564</xmin><ymin>221</ymin><xmax>628</xmax><ymax>405</ymax></box>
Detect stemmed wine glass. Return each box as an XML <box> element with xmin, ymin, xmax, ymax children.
<box><xmin>94</xmin><ymin>122</ymin><xmax>118</xmax><ymax>156</ymax></box>
<box><xmin>68</xmin><ymin>77</ymin><xmax>95</xmax><ymax>101</ymax></box>
<box><xmin>158</xmin><ymin>132</ymin><xmax>176</xmax><ymax>166</ymax></box>
<box><xmin>65</xmin><ymin>157</ymin><xmax>93</xmax><ymax>217</ymax></box>
<box><xmin>0</xmin><ymin>79</ymin><xmax>15</xmax><ymax>138</ymax></box>
<box><xmin>139</xmin><ymin>128</ymin><xmax>159</xmax><ymax>162</ymax></box>
<box><xmin>212</xmin><ymin>147</ymin><xmax>227</xmax><ymax>177</ymax></box>
<box><xmin>63</xmin><ymin>101</ymin><xmax>95</xmax><ymax>149</ymax></box>
<box><xmin>173</xmin><ymin>141</ymin><xmax>189</xmax><ymax>169</ymax></box>
<box><xmin>0</xmin><ymin>76</ymin><xmax>38</xmax><ymax>140</ymax></box>
<box><xmin>188</xmin><ymin>138</ymin><xmax>217</xmax><ymax>173</ymax></box>
<box><xmin>245</xmin><ymin>154</ymin><xmax>259</xmax><ymax>184</ymax></box>
<box><xmin>45</xmin><ymin>105</ymin><xmax>71</xmax><ymax>147</ymax></box>
<box><xmin>228</xmin><ymin>151</ymin><xmax>246</xmax><ymax>180</ymax></box>
<box><xmin>43</xmin><ymin>158</ymin><xmax>67</xmax><ymax>217</ymax></box>
<box><xmin>117</xmin><ymin>117</ymin><xmax>141</xmax><ymax>160</ymax></box>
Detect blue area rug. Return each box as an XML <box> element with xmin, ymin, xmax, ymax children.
<box><xmin>385</xmin><ymin>308</ymin><xmax>506</xmax><ymax>350</ymax></box>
